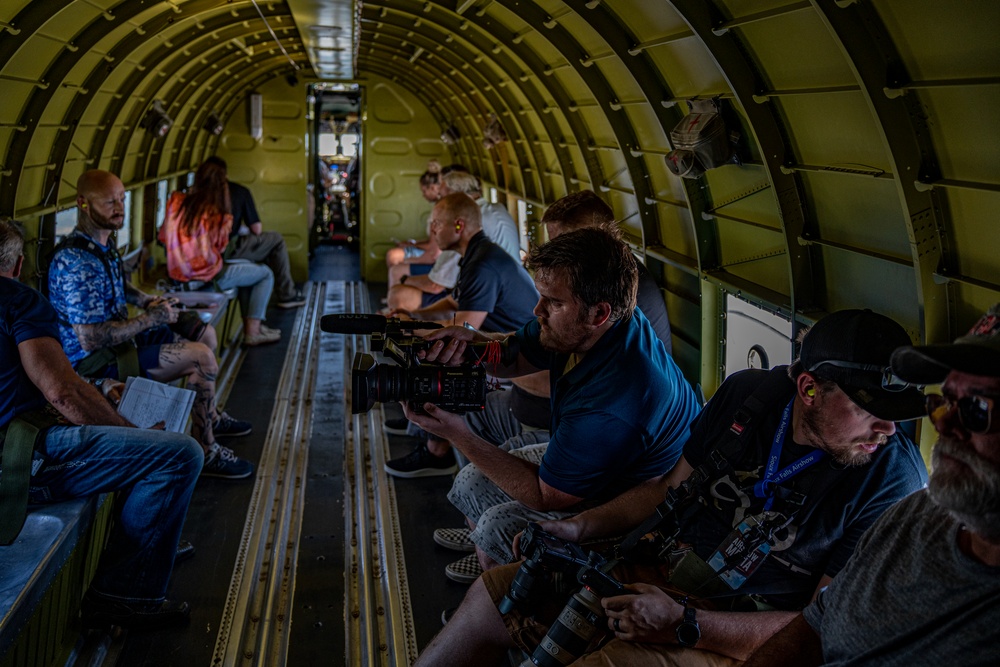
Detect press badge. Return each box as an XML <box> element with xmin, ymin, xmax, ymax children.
<box><xmin>707</xmin><ymin>515</ymin><xmax>772</xmax><ymax>590</ymax></box>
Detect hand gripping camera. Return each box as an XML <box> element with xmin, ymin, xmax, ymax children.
<box><xmin>499</xmin><ymin>523</ymin><xmax>628</xmax><ymax>667</ymax></box>
<box><xmin>320</xmin><ymin>314</ymin><xmax>513</xmax><ymax>414</ymax></box>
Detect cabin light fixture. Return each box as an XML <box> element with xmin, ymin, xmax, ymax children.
<box><xmin>248</xmin><ymin>92</ymin><xmax>263</xmax><ymax>141</ymax></box>
<box><xmin>140</xmin><ymin>100</ymin><xmax>172</xmax><ymax>138</ymax></box>
<box><xmin>202</xmin><ymin>113</ymin><xmax>224</xmax><ymax>136</ymax></box>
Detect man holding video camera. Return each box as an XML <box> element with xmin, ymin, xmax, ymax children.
<box><xmin>404</xmin><ymin>228</ymin><xmax>700</xmax><ymax>579</ymax></box>
<box><xmin>414</xmin><ymin>309</ymin><xmax>929</xmax><ymax>667</ymax></box>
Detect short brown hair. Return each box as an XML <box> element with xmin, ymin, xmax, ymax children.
<box><xmin>527</xmin><ymin>227</ymin><xmax>637</xmax><ymax>322</ymax></box>
<box><xmin>541</xmin><ymin>191</ymin><xmax>615</xmax><ymax>233</ymax></box>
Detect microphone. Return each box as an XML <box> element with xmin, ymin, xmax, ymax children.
<box><xmin>320</xmin><ymin>313</ymin><xmax>443</xmax><ymax>334</ymax></box>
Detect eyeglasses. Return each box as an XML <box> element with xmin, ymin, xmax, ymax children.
<box><xmin>926</xmin><ymin>393</ymin><xmax>996</xmax><ymax>434</ymax></box>
<box><xmin>807</xmin><ymin>359</ymin><xmax>913</xmax><ymax>392</ymax></box>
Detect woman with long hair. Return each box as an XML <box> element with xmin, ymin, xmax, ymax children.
<box><xmin>159</xmin><ymin>158</ymin><xmax>280</xmax><ymax>346</ymax></box>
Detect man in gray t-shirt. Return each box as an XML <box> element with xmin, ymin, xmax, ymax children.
<box><xmin>745</xmin><ymin>303</ymin><xmax>1000</xmax><ymax>667</ymax></box>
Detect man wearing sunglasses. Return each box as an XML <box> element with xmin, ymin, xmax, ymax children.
<box><xmin>416</xmin><ymin>309</ymin><xmax>931</xmax><ymax>667</ymax></box>
<box><xmin>746</xmin><ymin>304</ymin><xmax>1000</xmax><ymax>666</ymax></box>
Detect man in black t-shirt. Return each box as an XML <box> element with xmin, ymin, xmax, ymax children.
<box><xmin>414</xmin><ymin>309</ymin><xmax>929</xmax><ymax>667</ymax></box>
<box><xmin>384</xmin><ymin>193</ymin><xmax>539</xmax><ymax>479</ymax></box>
<box><xmin>200</xmin><ymin>157</ymin><xmax>304</xmax><ymax>309</ymax></box>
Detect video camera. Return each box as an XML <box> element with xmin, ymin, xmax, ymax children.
<box><xmin>499</xmin><ymin>523</ymin><xmax>627</xmax><ymax>667</ymax></box>
<box><xmin>320</xmin><ymin>313</ymin><xmax>510</xmax><ymax>415</ymax></box>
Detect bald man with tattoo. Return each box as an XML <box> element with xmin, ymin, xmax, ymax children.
<box><xmin>47</xmin><ymin>170</ymin><xmax>253</xmax><ymax>479</ymax></box>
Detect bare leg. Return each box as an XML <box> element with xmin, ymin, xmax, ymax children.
<box><xmin>200</xmin><ymin>324</ymin><xmax>218</xmax><ymax>352</ymax></box>
<box><xmin>245</xmin><ymin>317</ymin><xmax>262</xmax><ymax>338</ymax></box>
<box><xmin>476</xmin><ymin>545</ymin><xmax>501</xmax><ymax>572</ymax></box>
<box><xmin>387</xmin><ymin>284</ymin><xmax>424</xmax><ymax>312</ymax></box>
<box><xmin>427</xmin><ymin>434</ymin><xmax>453</xmax><ymax>458</ymax></box>
<box><xmin>386</xmin><ymin>246</ymin><xmax>407</xmax><ymax>268</ymax></box>
<box><xmin>387</xmin><ymin>262</ymin><xmax>412</xmax><ymax>287</ymax></box>
<box><xmin>415</xmin><ymin>578</ymin><xmax>514</xmax><ymax>667</ymax></box>
<box><xmin>147</xmin><ymin>341</ymin><xmax>219</xmax><ymax>452</ymax></box>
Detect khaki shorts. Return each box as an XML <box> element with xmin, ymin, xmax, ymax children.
<box><xmin>481</xmin><ymin>562</ymin><xmax>743</xmax><ymax>667</ymax></box>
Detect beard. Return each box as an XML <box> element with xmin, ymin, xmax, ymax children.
<box><xmin>928</xmin><ymin>437</ymin><xmax>1000</xmax><ymax>541</ymax></box>
<box><xmin>801</xmin><ymin>407</ymin><xmax>888</xmax><ymax>467</ymax></box>
<box><xmin>537</xmin><ymin>317</ymin><xmax>590</xmax><ymax>354</ymax></box>
<box><xmin>88</xmin><ymin>209</ymin><xmax>124</xmax><ymax>231</ymax></box>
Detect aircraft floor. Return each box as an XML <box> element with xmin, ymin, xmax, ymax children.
<box><xmin>116</xmin><ymin>242</ymin><xmax>470</xmax><ymax>665</ymax></box>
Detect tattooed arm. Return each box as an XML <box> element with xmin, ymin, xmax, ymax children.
<box><xmin>19</xmin><ymin>336</ymin><xmax>133</xmax><ymax>427</ymax></box>
<box><xmin>73</xmin><ymin>298</ymin><xmax>178</xmax><ymax>352</ymax></box>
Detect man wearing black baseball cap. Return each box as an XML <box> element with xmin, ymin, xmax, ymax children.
<box><xmin>415</xmin><ymin>309</ymin><xmax>929</xmax><ymax>667</ymax></box>
<box><xmin>746</xmin><ymin>304</ymin><xmax>1000</xmax><ymax>667</ymax></box>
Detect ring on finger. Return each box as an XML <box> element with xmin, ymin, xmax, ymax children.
<box><xmin>613</xmin><ymin>618</ymin><xmax>622</xmax><ymax>633</ymax></box>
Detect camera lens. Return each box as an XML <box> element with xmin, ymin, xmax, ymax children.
<box><xmin>350</xmin><ymin>353</ymin><xmax>487</xmax><ymax>414</ymax></box>
<box><xmin>498</xmin><ymin>557</ymin><xmax>546</xmax><ymax>614</ymax></box>
<box><xmin>530</xmin><ymin>588</ymin><xmax>605</xmax><ymax>667</ymax></box>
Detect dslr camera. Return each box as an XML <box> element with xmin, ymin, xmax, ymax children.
<box><xmin>499</xmin><ymin>523</ymin><xmax>627</xmax><ymax>667</ymax></box>
<box><xmin>320</xmin><ymin>313</ymin><xmax>498</xmax><ymax>414</ymax></box>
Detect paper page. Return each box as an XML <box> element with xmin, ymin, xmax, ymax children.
<box><xmin>117</xmin><ymin>376</ymin><xmax>196</xmax><ymax>433</ymax></box>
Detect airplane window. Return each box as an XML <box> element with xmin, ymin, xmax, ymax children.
<box><xmin>118</xmin><ymin>190</ymin><xmax>132</xmax><ymax>250</ymax></box>
<box><xmin>724</xmin><ymin>293</ymin><xmax>791</xmax><ymax>378</ymax></box>
<box><xmin>340</xmin><ymin>133</ymin><xmax>358</xmax><ymax>157</ymax></box>
<box><xmin>155</xmin><ymin>180</ymin><xmax>168</xmax><ymax>229</ymax></box>
<box><xmin>54</xmin><ymin>207</ymin><xmax>76</xmax><ymax>241</ymax></box>
<box><xmin>318</xmin><ymin>133</ymin><xmax>338</xmax><ymax>156</ymax></box>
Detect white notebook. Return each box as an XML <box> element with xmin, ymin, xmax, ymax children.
<box><xmin>117</xmin><ymin>376</ymin><xmax>195</xmax><ymax>433</ymax></box>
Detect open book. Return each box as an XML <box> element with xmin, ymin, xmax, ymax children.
<box><xmin>117</xmin><ymin>376</ymin><xmax>195</xmax><ymax>433</ymax></box>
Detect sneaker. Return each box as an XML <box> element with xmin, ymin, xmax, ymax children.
<box><xmin>244</xmin><ymin>328</ymin><xmax>281</xmax><ymax>346</ymax></box>
<box><xmin>433</xmin><ymin>527</ymin><xmax>476</xmax><ymax>552</ymax></box>
<box><xmin>214</xmin><ymin>412</ymin><xmax>252</xmax><ymax>438</ymax></box>
<box><xmin>384</xmin><ymin>443</ymin><xmax>457</xmax><ymax>479</ymax></box>
<box><xmin>81</xmin><ymin>590</ymin><xmax>190</xmax><ymax>630</ymax></box>
<box><xmin>441</xmin><ymin>607</ymin><xmax>457</xmax><ymax>626</ymax></box>
<box><xmin>202</xmin><ymin>444</ymin><xmax>254</xmax><ymax>479</ymax></box>
<box><xmin>276</xmin><ymin>291</ymin><xmax>306</xmax><ymax>309</ymax></box>
<box><xmin>175</xmin><ymin>540</ymin><xmax>196</xmax><ymax>564</ymax></box>
<box><xmin>445</xmin><ymin>553</ymin><xmax>482</xmax><ymax>584</ymax></box>
<box><xmin>383</xmin><ymin>417</ymin><xmax>411</xmax><ymax>436</ymax></box>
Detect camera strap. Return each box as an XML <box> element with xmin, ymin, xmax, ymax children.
<box><xmin>616</xmin><ymin>368</ymin><xmax>796</xmax><ymax>564</ymax></box>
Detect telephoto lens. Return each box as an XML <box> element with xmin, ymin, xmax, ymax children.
<box><xmin>522</xmin><ymin>587</ymin><xmax>606</xmax><ymax>667</ymax></box>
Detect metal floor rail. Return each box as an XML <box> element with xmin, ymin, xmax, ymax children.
<box><xmin>210</xmin><ymin>282</ymin><xmax>325</xmax><ymax>666</ymax></box>
<box><xmin>344</xmin><ymin>282</ymin><xmax>418</xmax><ymax>667</ymax></box>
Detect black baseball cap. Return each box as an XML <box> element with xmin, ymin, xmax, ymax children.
<box><xmin>800</xmin><ymin>309</ymin><xmax>926</xmax><ymax>422</ymax></box>
<box><xmin>891</xmin><ymin>303</ymin><xmax>1000</xmax><ymax>385</ymax></box>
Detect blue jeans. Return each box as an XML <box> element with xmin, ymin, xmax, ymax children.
<box><xmin>217</xmin><ymin>259</ymin><xmax>274</xmax><ymax>321</ymax></box>
<box><xmin>29</xmin><ymin>425</ymin><xmax>203</xmax><ymax>603</ymax></box>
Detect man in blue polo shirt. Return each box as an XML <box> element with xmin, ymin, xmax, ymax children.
<box><xmin>384</xmin><ymin>192</ymin><xmax>541</xmax><ymax>480</ymax></box>
<box><xmin>405</xmin><ymin>228</ymin><xmax>701</xmax><ymax>582</ymax></box>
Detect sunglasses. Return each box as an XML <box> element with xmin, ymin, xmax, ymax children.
<box><xmin>807</xmin><ymin>360</ymin><xmax>913</xmax><ymax>392</ymax></box>
<box><xmin>926</xmin><ymin>393</ymin><xmax>996</xmax><ymax>434</ymax></box>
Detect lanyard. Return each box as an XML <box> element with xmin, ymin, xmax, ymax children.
<box><xmin>753</xmin><ymin>398</ymin><xmax>825</xmax><ymax>511</ymax></box>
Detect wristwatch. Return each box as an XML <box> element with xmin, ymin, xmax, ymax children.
<box><xmin>675</xmin><ymin>604</ymin><xmax>701</xmax><ymax>647</ymax></box>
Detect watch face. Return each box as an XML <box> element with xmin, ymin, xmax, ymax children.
<box><xmin>676</xmin><ymin>620</ymin><xmax>701</xmax><ymax>647</ymax></box>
